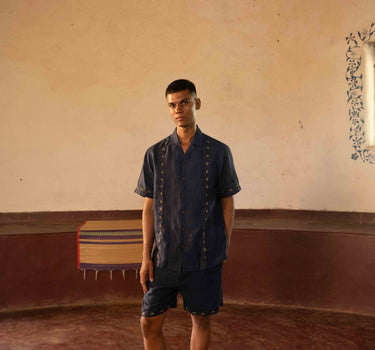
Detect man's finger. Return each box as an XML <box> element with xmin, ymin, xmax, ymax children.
<box><xmin>149</xmin><ymin>265</ymin><xmax>154</xmax><ymax>282</ymax></box>
<box><xmin>140</xmin><ymin>276</ymin><xmax>147</xmax><ymax>294</ymax></box>
<box><xmin>140</xmin><ymin>269</ymin><xmax>148</xmax><ymax>293</ymax></box>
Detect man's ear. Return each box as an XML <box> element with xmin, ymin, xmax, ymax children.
<box><xmin>195</xmin><ymin>98</ymin><xmax>201</xmax><ymax>110</ymax></box>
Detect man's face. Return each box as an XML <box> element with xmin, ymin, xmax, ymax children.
<box><xmin>166</xmin><ymin>89</ymin><xmax>201</xmax><ymax>128</ymax></box>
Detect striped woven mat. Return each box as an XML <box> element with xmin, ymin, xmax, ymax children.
<box><xmin>77</xmin><ymin>220</ymin><xmax>143</xmax><ymax>279</ymax></box>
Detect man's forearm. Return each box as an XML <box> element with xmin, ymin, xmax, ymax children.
<box><xmin>142</xmin><ymin>197</ymin><xmax>155</xmax><ymax>260</ymax></box>
<box><xmin>221</xmin><ymin>196</ymin><xmax>235</xmax><ymax>248</ymax></box>
<box><xmin>140</xmin><ymin>197</ymin><xmax>155</xmax><ymax>292</ymax></box>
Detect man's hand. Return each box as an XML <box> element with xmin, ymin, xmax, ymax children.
<box><xmin>140</xmin><ymin>257</ymin><xmax>154</xmax><ymax>294</ymax></box>
<box><xmin>225</xmin><ymin>241</ymin><xmax>231</xmax><ymax>262</ymax></box>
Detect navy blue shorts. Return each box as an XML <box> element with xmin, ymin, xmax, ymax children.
<box><xmin>141</xmin><ymin>263</ymin><xmax>223</xmax><ymax>317</ymax></box>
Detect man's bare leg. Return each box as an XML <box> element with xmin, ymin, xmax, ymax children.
<box><xmin>190</xmin><ymin>315</ymin><xmax>211</xmax><ymax>350</ymax></box>
<box><xmin>140</xmin><ymin>312</ymin><xmax>168</xmax><ymax>350</ymax></box>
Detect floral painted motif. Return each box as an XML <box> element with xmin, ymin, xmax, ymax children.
<box><xmin>346</xmin><ymin>23</ymin><xmax>375</xmax><ymax>163</ymax></box>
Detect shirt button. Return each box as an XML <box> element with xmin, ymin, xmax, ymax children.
<box><xmin>182</xmin><ymin>177</ymin><xmax>185</xmax><ymax>181</ymax></box>
<box><xmin>182</xmin><ymin>227</ymin><xmax>185</xmax><ymax>231</ymax></box>
<box><xmin>182</xmin><ymin>211</ymin><xmax>185</xmax><ymax>214</ymax></box>
<box><xmin>181</xmin><ymin>193</ymin><xmax>185</xmax><ymax>197</ymax></box>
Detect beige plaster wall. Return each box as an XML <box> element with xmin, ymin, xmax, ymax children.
<box><xmin>1</xmin><ymin>0</ymin><xmax>375</xmax><ymax>212</ymax></box>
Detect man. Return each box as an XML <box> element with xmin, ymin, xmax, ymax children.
<box><xmin>135</xmin><ymin>79</ymin><xmax>241</xmax><ymax>350</ymax></box>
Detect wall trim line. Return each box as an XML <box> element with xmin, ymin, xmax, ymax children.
<box><xmin>1</xmin><ymin>209</ymin><xmax>375</xmax><ymax>224</ymax></box>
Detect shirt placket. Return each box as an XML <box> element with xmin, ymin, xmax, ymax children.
<box><xmin>157</xmin><ymin>140</ymin><xmax>168</xmax><ymax>264</ymax></box>
<box><xmin>200</xmin><ymin>139</ymin><xmax>210</xmax><ymax>269</ymax></box>
<box><xmin>180</xmin><ymin>152</ymin><xmax>188</xmax><ymax>261</ymax></box>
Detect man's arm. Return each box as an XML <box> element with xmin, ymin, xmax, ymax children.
<box><xmin>140</xmin><ymin>197</ymin><xmax>155</xmax><ymax>294</ymax></box>
<box><xmin>221</xmin><ymin>196</ymin><xmax>235</xmax><ymax>259</ymax></box>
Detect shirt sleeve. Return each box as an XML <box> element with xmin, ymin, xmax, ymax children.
<box><xmin>217</xmin><ymin>145</ymin><xmax>241</xmax><ymax>198</ymax></box>
<box><xmin>134</xmin><ymin>148</ymin><xmax>154</xmax><ymax>198</ymax></box>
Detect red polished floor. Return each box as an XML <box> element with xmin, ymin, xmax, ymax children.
<box><xmin>1</xmin><ymin>302</ymin><xmax>375</xmax><ymax>350</ymax></box>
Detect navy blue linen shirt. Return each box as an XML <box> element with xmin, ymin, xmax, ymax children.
<box><xmin>135</xmin><ymin>126</ymin><xmax>241</xmax><ymax>272</ymax></box>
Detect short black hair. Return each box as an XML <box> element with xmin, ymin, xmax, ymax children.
<box><xmin>165</xmin><ymin>79</ymin><xmax>197</xmax><ymax>97</ymax></box>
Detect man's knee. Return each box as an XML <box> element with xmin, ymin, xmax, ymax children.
<box><xmin>191</xmin><ymin>315</ymin><xmax>211</xmax><ymax>331</ymax></box>
<box><xmin>140</xmin><ymin>315</ymin><xmax>165</xmax><ymax>337</ymax></box>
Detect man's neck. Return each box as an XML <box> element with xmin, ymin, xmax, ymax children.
<box><xmin>177</xmin><ymin>124</ymin><xmax>197</xmax><ymax>145</ymax></box>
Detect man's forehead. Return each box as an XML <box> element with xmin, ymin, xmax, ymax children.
<box><xmin>166</xmin><ymin>89</ymin><xmax>195</xmax><ymax>103</ymax></box>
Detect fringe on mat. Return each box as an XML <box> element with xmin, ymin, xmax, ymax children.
<box><xmin>81</xmin><ymin>269</ymin><xmax>139</xmax><ymax>280</ymax></box>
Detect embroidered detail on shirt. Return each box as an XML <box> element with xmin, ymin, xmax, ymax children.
<box><xmin>202</xmin><ymin>139</ymin><xmax>210</xmax><ymax>265</ymax></box>
<box><xmin>157</xmin><ymin>139</ymin><xmax>168</xmax><ymax>263</ymax></box>
<box><xmin>135</xmin><ymin>186</ymin><xmax>152</xmax><ymax>195</ymax></box>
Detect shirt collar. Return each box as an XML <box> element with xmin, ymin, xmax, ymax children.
<box><xmin>170</xmin><ymin>125</ymin><xmax>203</xmax><ymax>146</ymax></box>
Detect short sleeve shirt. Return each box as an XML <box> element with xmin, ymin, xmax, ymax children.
<box><xmin>135</xmin><ymin>126</ymin><xmax>241</xmax><ymax>272</ymax></box>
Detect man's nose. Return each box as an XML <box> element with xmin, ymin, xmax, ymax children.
<box><xmin>175</xmin><ymin>104</ymin><xmax>183</xmax><ymax>113</ymax></box>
